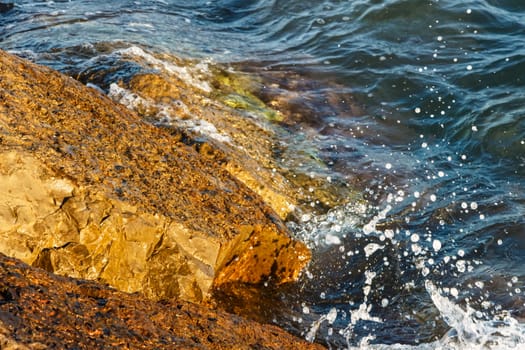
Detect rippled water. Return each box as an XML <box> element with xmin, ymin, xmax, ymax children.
<box><xmin>1</xmin><ymin>1</ymin><xmax>525</xmax><ymax>348</ymax></box>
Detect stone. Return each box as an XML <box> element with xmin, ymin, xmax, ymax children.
<box><xmin>0</xmin><ymin>49</ymin><xmax>310</xmax><ymax>302</ymax></box>
<box><xmin>0</xmin><ymin>253</ymin><xmax>326</xmax><ymax>349</ymax></box>
<box><xmin>99</xmin><ymin>55</ymin><xmax>363</xmax><ymax>218</ymax></box>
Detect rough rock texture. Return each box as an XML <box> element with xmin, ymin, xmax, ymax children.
<box><xmin>79</xmin><ymin>46</ymin><xmax>362</xmax><ymax>220</ymax></box>
<box><xmin>108</xmin><ymin>70</ymin><xmax>300</xmax><ymax>220</ymax></box>
<box><xmin>0</xmin><ymin>253</ymin><xmax>324</xmax><ymax>349</ymax></box>
<box><xmin>0</xmin><ymin>49</ymin><xmax>310</xmax><ymax>302</ymax></box>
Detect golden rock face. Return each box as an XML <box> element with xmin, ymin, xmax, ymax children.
<box><xmin>0</xmin><ymin>49</ymin><xmax>310</xmax><ymax>302</ymax></box>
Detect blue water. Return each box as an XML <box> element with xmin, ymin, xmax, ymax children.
<box><xmin>1</xmin><ymin>1</ymin><xmax>525</xmax><ymax>348</ymax></box>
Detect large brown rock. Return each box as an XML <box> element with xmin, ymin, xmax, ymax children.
<box><xmin>0</xmin><ymin>253</ymin><xmax>324</xmax><ymax>349</ymax></box>
<box><xmin>0</xmin><ymin>49</ymin><xmax>310</xmax><ymax>302</ymax></box>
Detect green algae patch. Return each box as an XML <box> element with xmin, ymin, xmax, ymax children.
<box><xmin>211</xmin><ymin>69</ymin><xmax>285</xmax><ymax>122</ymax></box>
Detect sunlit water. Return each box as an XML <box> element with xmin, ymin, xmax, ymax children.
<box><xmin>1</xmin><ymin>1</ymin><xmax>524</xmax><ymax>348</ymax></box>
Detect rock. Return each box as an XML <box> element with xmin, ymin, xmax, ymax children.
<box><xmin>0</xmin><ymin>49</ymin><xmax>310</xmax><ymax>302</ymax></box>
<box><xmin>94</xmin><ymin>49</ymin><xmax>363</xmax><ymax>218</ymax></box>
<box><xmin>0</xmin><ymin>253</ymin><xmax>325</xmax><ymax>349</ymax></box>
<box><xmin>108</xmin><ymin>70</ymin><xmax>300</xmax><ymax>220</ymax></box>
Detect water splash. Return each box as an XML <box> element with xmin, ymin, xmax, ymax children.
<box><xmin>424</xmin><ymin>280</ymin><xmax>525</xmax><ymax>350</ymax></box>
<box><xmin>298</xmin><ymin>194</ymin><xmax>524</xmax><ymax>348</ymax></box>
<box><xmin>342</xmin><ymin>270</ymin><xmax>384</xmax><ymax>347</ymax></box>
<box><xmin>305</xmin><ymin>307</ymin><xmax>338</xmax><ymax>342</ymax></box>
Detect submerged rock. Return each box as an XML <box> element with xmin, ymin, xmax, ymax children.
<box><xmin>0</xmin><ymin>253</ymin><xmax>325</xmax><ymax>349</ymax></box>
<box><xmin>0</xmin><ymin>49</ymin><xmax>310</xmax><ymax>303</ymax></box>
<box><xmin>93</xmin><ymin>48</ymin><xmax>364</xmax><ymax>219</ymax></box>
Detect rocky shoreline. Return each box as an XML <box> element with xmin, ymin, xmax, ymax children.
<box><xmin>0</xmin><ymin>48</ymin><xmax>310</xmax><ymax>301</ymax></box>
<box><xmin>0</xmin><ymin>49</ymin><xmax>327</xmax><ymax>348</ymax></box>
<box><xmin>0</xmin><ymin>252</ymin><xmax>323</xmax><ymax>349</ymax></box>
<box><xmin>0</xmin><ymin>254</ymin><xmax>322</xmax><ymax>350</ymax></box>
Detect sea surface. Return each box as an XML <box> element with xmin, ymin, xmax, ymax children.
<box><xmin>1</xmin><ymin>1</ymin><xmax>525</xmax><ymax>348</ymax></box>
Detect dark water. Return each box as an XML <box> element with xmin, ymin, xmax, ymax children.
<box><xmin>1</xmin><ymin>1</ymin><xmax>525</xmax><ymax>348</ymax></box>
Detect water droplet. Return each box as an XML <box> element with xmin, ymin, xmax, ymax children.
<box><xmin>466</xmin><ymin>8</ymin><xmax>472</xmax><ymax>14</ymax></box>
<box><xmin>470</xmin><ymin>202</ymin><xmax>478</xmax><ymax>210</ymax></box>
<box><xmin>466</xmin><ymin>64</ymin><xmax>473</xmax><ymax>71</ymax></box>
<box><xmin>385</xmin><ymin>163</ymin><xmax>392</xmax><ymax>170</ymax></box>
<box><xmin>433</xmin><ymin>239</ymin><xmax>442</xmax><ymax>252</ymax></box>
<box><xmin>301</xmin><ymin>214</ymin><xmax>311</xmax><ymax>222</ymax></box>
<box><xmin>415</xmin><ymin>107</ymin><xmax>421</xmax><ymax>114</ymax></box>
<box><xmin>364</xmin><ymin>243</ymin><xmax>384</xmax><ymax>257</ymax></box>
<box><xmin>325</xmin><ymin>233</ymin><xmax>342</xmax><ymax>245</ymax></box>
<box><xmin>327</xmin><ymin>308</ymin><xmax>338</xmax><ymax>324</ymax></box>
<box><xmin>411</xmin><ymin>243</ymin><xmax>422</xmax><ymax>255</ymax></box>
<box><xmin>410</xmin><ymin>233</ymin><xmax>420</xmax><ymax>243</ymax></box>
<box><xmin>456</xmin><ymin>260</ymin><xmax>466</xmax><ymax>273</ymax></box>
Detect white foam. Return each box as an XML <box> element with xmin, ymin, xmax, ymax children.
<box><xmin>109</xmin><ymin>83</ymin><xmax>151</xmax><ymax>111</ymax></box>
<box><xmin>364</xmin><ymin>243</ymin><xmax>384</xmax><ymax>257</ymax></box>
<box><xmin>425</xmin><ymin>281</ymin><xmax>525</xmax><ymax>350</ymax></box>
<box><xmin>289</xmin><ymin>201</ymin><xmax>367</xmax><ymax>249</ymax></box>
<box><xmin>108</xmin><ymin>83</ymin><xmax>231</xmax><ymax>144</ymax></box>
<box><xmin>362</xmin><ymin>205</ymin><xmax>392</xmax><ymax>235</ymax></box>
<box><xmin>340</xmin><ymin>282</ymin><xmax>525</xmax><ymax>349</ymax></box>
<box><xmin>178</xmin><ymin>119</ymin><xmax>232</xmax><ymax>144</ymax></box>
<box><xmin>116</xmin><ymin>46</ymin><xmax>212</xmax><ymax>92</ymax></box>
<box><xmin>325</xmin><ymin>233</ymin><xmax>342</xmax><ymax>245</ymax></box>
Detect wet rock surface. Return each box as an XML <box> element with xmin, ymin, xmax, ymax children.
<box><xmin>0</xmin><ymin>49</ymin><xmax>310</xmax><ymax>302</ymax></box>
<box><xmin>74</xmin><ymin>46</ymin><xmax>363</xmax><ymax>220</ymax></box>
<box><xmin>0</xmin><ymin>253</ymin><xmax>324</xmax><ymax>349</ymax></box>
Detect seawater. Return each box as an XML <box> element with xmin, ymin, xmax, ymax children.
<box><xmin>1</xmin><ymin>1</ymin><xmax>524</xmax><ymax>348</ymax></box>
